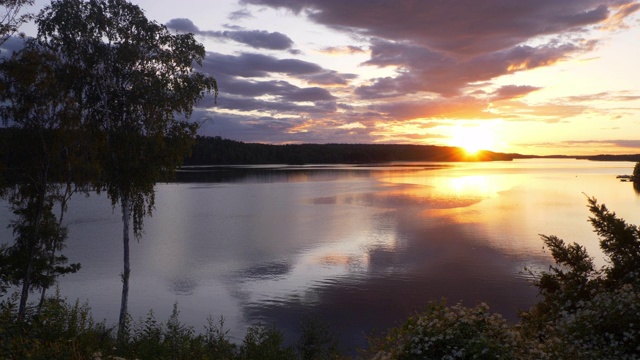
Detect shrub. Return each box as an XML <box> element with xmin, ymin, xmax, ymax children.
<box><xmin>238</xmin><ymin>324</ymin><xmax>296</xmax><ymax>360</ymax></box>
<box><xmin>521</xmin><ymin>196</ymin><xmax>640</xmax><ymax>359</ymax></box>
<box><xmin>365</xmin><ymin>300</ymin><xmax>521</xmax><ymax>359</ymax></box>
<box><xmin>0</xmin><ymin>291</ymin><xmax>110</xmax><ymax>360</ymax></box>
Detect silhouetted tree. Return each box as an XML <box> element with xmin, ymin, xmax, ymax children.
<box><xmin>0</xmin><ymin>41</ymin><xmax>83</xmax><ymax>320</ymax></box>
<box><xmin>0</xmin><ymin>0</ymin><xmax>34</xmax><ymax>48</ymax></box>
<box><xmin>36</xmin><ymin>0</ymin><xmax>217</xmax><ymax>343</ymax></box>
<box><xmin>521</xmin><ymin>196</ymin><xmax>640</xmax><ymax>357</ymax></box>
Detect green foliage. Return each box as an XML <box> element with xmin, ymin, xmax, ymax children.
<box><xmin>4</xmin><ymin>195</ymin><xmax>80</xmax><ymax>290</ymax></box>
<box><xmin>238</xmin><ymin>324</ymin><xmax>296</xmax><ymax>360</ymax></box>
<box><xmin>203</xmin><ymin>316</ymin><xmax>237</xmax><ymax>359</ymax></box>
<box><xmin>34</xmin><ymin>0</ymin><xmax>218</xmax><ymax>341</ymax></box>
<box><xmin>365</xmin><ymin>300</ymin><xmax>521</xmax><ymax>359</ymax></box>
<box><xmin>36</xmin><ymin>0</ymin><xmax>217</xmax><ymax>239</ymax></box>
<box><xmin>587</xmin><ymin>198</ymin><xmax>640</xmax><ymax>285</ymax></box>
<box><xmin>1</xmin><ymin>295</ymin><xmax>313</xmax><ymax>360</ymax></box>
<box><xmin>0</xmin><ymin>291</ymin><xmax>110</xmax><ymax>360</ymax></box>
<box><xmin>296</xmin><ymin>316</ymin><xmax>342</xmax><ymax>360</ymax></box>
<box><xmin>519</xmin><ymin>196</ymin><xmax>640</xmax><ymax>359</ymax></box>
<box><xmin>0</xmin><ymin>0</ymin><xmax>34</xmax><ymax>47</ymax></box>
<box><xmin>633</xmin><ymin>162</ymin><xmax>640</xmax><ymax>182</ymax></box>
<box><xmin>0</xmin><ymin>39</ymin><xmax>85</xmax><ymax>319</ymax></box>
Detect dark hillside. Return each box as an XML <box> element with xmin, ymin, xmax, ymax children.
<box><xmin>184</xmin><ymin>136</ymin><xmax>519</xmax><ymax>165</ymax></box>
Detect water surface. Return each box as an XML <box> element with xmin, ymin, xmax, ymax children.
<box><xmin>2</xmin><ymin>159</ymin><xmax>639</xmax><ymax>351</ymax></box>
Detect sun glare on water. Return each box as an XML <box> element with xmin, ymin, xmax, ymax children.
<box><xmin>450</xmin><ymin>125</ymin><xmax>496</xmax><ymax>155</ymax></box>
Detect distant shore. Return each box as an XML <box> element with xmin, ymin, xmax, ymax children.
<box><xmin>183</xmin><ymin>136</ymin><xmax>640</xmax><ymax>166</ymax></box>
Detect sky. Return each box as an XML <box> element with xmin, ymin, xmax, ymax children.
<box><xmin>12</xmin><ymin>0</ymin><xmax>640</xmax><ymax>155</ymax></box>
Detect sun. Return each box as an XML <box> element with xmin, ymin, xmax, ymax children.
<box><xmin>449</xmin><ymin>125</ymin><xmax>496</xmax><ymax>155</ymax></box>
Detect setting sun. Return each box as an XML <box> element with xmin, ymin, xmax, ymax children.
<box><xmin>449</xmin><ymin>125</ymin><xmax>496</xmax><ymax>155</ymax></box>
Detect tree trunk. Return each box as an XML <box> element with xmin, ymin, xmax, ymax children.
<box><xmin>38</xmin><ymin>184</ymin><xmax>72</xmax><ymax>311</ymax></box>
<box><xmin>17</xmin><ymin>192</ymin><xmax>45</xmax><ymax>321</ymax></box>
<box><xmin>17</xmin><ymin>249</ymin><xmax>35</xmax><ymax>321</ymax></box>
<box><xmin>117</xmin><ymin>195</ymin><xmax>131</xmax><ymax>344</ymax></box>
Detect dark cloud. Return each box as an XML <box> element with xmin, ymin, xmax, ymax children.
<box><xmin>216</xmin><ymin>95</ymin><xmax>336</xmax><ymax>114</ymax></box>
<box><xmin>0</xmin><ymin>36</ymin><xmax>26</xmax><ymax>57</ymax></box>
<box><xmin>239</xmin><ymin>0</ymin><xmax>637</xmax><ymax>98</ymax></box>
<box><xmin>357</xmin><ymin>40</ymin><xmax>589</xmax><ymax>97</ymax></box>
<box><xmin>240</xmin><ymin>0</ymin><xmax>637</xmax><ymax>57</ymax></box>
<box><xmin>280</xmin><ymin>87</ymin><xmax>336</xmax><ymax>102</ymax></box>
<box><xmin>300</xmin><ymin>71</ymin><xmax>357</xmax><ymax>86</ymax></box>
<box><xmin>562</xmin><ymin>139</ymin><xmax>640</xmax><ymax>148</ymax></box>
<box><xmin>492</xmin><ymin>85</ymin><xmax>542</xmax><ymax>101</ymax></box>
<box><xmin>196</xmin><ymin>112</ymin><xmax>378</xmax><ymax>144</ymax></box>
<box><xmin>165</xmin><ymin>18</ymin><xmax>200</xmax><ymax>33</ymax></box>
<box><xmin>228</xmin><ymin>9</ymin><xmax>253</xmax><ymax>21</ymax></box>
<box><xmin>203</xmin><ymin>52</ymin><xmax>322</xmax><ymax>78</ymax></box>
<box><xmin>218</xmin><ymin>29</ymin><xmax>294</xmax><ymax>50</ymax></box>
<box><xmin>166</xmin><ymin>18</ymin><xmax>294</xmax><ymax>50</ymax></box>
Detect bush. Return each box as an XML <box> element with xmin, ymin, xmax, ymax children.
<box><xmin>365</xmin><ymin>300</ymin><xmax>521</xmax><ymax>359</ymax></box>
<box><xmin>520</xmin><ymin>196</ymin><xmax>640</xmax><ymax>359</ymax></box>
<box><xmin>0</xmin><ymin>291</ymin><xmax>109</xmax><ymax>360</ymax></box>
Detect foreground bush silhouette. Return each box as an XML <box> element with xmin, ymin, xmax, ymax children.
<box><xmin>0</xmin><ymin>292</ymin><xmax>344</xmax><ymax>359</ymax></box>
<box><xmin>518</xmin><ymin>196</ymin><xmax>640</xmax><ymax>359</ymax></box>
<box><xmin>2</xmin><ymin>197</ymin><xmax>640</xmax><ymax>359</ymax></box>
<box><xmin>363</xmin><ymin>301</ymin><xmax>521</xmax><ymax>359</ymax></box>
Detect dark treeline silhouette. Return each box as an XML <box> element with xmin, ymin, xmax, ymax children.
<box><xmin>576</xmin><ymin>154</ymin><xmax>640</xmax><ymax>162</ymax></box>
<box><xmin>183</xmin><ymin>136</ymin><xmax>521</xmax><ymax>165</ymax></box>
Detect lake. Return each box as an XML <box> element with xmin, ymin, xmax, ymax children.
<box><xmin>1</xmin><ymin>159</ymin><xmax>639</xmax><ymax>352</ymax></box>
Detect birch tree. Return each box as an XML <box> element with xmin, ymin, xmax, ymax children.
<box><xmin>36</xmin><ymin>0</ymin><xmax>218</xmax><ymax>342</ymax></box>
<box><xmin>0</xmin><ymin>0</ymin><xmax>34</xmax><ymax>47</ymax></box>
<box><xmin>0</xmin><ymin>41</ymin><xmax>83</xmax><ymax>320</ymax></box>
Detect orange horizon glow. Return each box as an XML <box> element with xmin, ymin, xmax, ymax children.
<box><xmin>448</xmin><ymin>124</ymin><xmax>498</xmax><ymax>155</ymax></box>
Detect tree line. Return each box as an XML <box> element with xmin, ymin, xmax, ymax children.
<box><xmin>0</xmin><ymin>0</ymin><xmax>217</xmax><ymax>348</ymax></box>
<box><xmin>183</xmin><ymin>136</ymin><xmax>521</xmax><ymax>165</ymax></box>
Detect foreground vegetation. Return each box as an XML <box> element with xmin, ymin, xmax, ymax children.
<box><xmin>2</xmin><ymin>196</ymin><xmax>640</xmax><ymax>359</ymax></box>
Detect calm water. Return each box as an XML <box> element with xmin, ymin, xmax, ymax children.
<box><xmin>2</xmin><ymin>159</ymin><xmax>639</xmax><ymax>351</ymax></box>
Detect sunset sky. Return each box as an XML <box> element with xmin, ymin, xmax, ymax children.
<box><xmin>15</xmin><ymin>0</ymin><xmax>640</xmax><ymax>155</ymax></box>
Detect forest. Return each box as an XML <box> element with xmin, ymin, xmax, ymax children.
<box><xmin>183</xmin><ymin>136</ymin><xmax>521</xmax><ymax>165</ymax></box>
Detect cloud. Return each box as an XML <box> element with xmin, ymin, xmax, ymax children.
<box><xmin>492</xmin><ymin>85</ymin><xmax>542</xmax><ymax>101</ymax></box>
<box><xmin>562</xmin><ymin>139</ymin><xmax>640</xmax><ymax>148</ymax></box>
<box><xmin>202</xmin><ymin>52</ymin><xmax>323</xmax><ymax>78</ymax></box>
<box><xmin>216</xmin><ymin>95</ymin><xmax>336</xmax><ymax>114</ymax></box>
<box><xmin>195</xmin><ymin>0</ymin><xmax>640</xmax><ymax>147</ymax></box>
<box><xmin>372</xmin><ymin>97</ymin><xmax>492</xmax><ymax>121</ymax></box>
<box><xmin>357</xmin><ymin>40</ymin><xmax>588</xmax><ymax>97</ymax></box>
<box><xmin>166</xmin><ymin>18</ymin><xmax>294</xmax><ymax>50</ymax></box>
<box><xmin>240</xmin><ymin>0</ymin><xmax>636</xmax><ymax>57</ymax></box>
<box><xmin>196</xmin><ymin>52</ymin><xmax>339</xmax><ymax>117</ymax></box>
<box><xmin>197</xmin><ymin>112</ymin><xmax>379</xmax><ymax>144</ymax></box>
<box><xmin>228</xmin><ymin>9</ymin><xmax>253</xmax><ymax>21</ymax></box>
<box><xmin>0</xmin><ymin>36</ymin><xmax>26</xmax><ymax>57</ymax></box>
<box><xmin>165</xmin><ymin>18</ymin><xmax>200</xmax><ymax>33</ymax></box>
<box><xmin>217</xmin><ymin>29</ymin><xmax>294</xmax><ymax>50</ymax></box>
<box><xmin>320</xmin><ymin>45</ymin><xmax>366</xmax><ymax>55</ymax></box>
<box><xmin>564</xmin><ymin>91</ymin><xmax>640</xmax><ymax>102</ymax></box>
<box><xmin>301</xmin><ymin>71</ymin><xmax>357</xmax><ymax>86</ymax></box>
<box><xmin>239</xmin><ymin>0</ymin><xmax>636</xmax><ymax>98</ymax></box>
